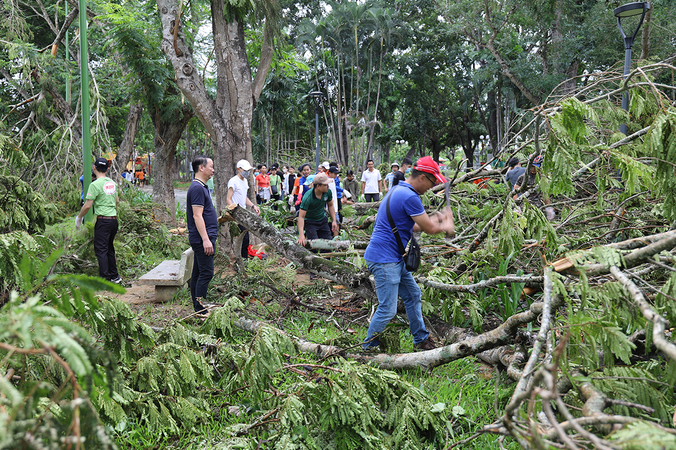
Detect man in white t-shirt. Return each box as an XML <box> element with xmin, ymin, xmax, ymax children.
<box><xmin>360</xmin><ymin>159</ymin><xmax>382</xmax><ymax>202</ymax></box>
<box><xmin>327</xmin><ymin>166</ymin><xmax>340</xmax><ymax>228</ymax></box>
<box><xmin>226</xmin><ymin>159</ymin><xmax>261</xmax><ymax>259</ymax></box>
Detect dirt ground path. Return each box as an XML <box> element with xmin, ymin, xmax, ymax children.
<box><xmin>100</xmin><ymin>261</ymin><xmax>337</xmax><ymax>328</ymax></box>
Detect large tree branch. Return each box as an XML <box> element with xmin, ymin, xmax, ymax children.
<box><xmin>222</xmin><ymin>205</ymin><xmax>376</xmax><ymax>300</ymax></box>
<box><xmin>610</xmin><ymin>266</ymin><xmax>676</xmax><ymax>362</ymax></box>
<box><xmin>156</xmin><ymin>0</ymin><xmax>218</xmax><ymax>138</ymax></box>
<box><xmin>556</xmin><ymin>231</ymin><xmax>676</xmax><ymax>276</ymax></box>
<box><xmin>483</xmin><ymin>40</ymin><xmax>541</xmax><ymax>105</ymax></box>
<box><xmin>230</xmin><ymin>296</ymin><xmax>560</xmax><ymax>372</ymax></box>
<box><xmin>49</xmin><ymin>2</ymin><xmax>79</xmax><ymax>56</ymax></box>
<box><xmin>251</xmin><ymin>22</ymin><xmax>274</xmax><ymax>105</ymax></box>
<box><xmin>417</xmin><ymin>274</ymin><xmax>543</xmax><ymax>294</ymax></box>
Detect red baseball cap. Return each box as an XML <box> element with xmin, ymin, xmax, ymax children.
<box><xmin>414</xmin><ymin>156</ymin><xmax>446</xmax><ymax>184</ymax></box>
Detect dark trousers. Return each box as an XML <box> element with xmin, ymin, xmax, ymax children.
<box><xmin>365</xmin><ymin>193</ymin><xmax>380</xmax><ymax>202</ymax></box>
<box><xmin>190</xmin><ymin>237</ymin><xmax>216</xmax><ymax>312</ymax></box>
<box><xmin>94</xmin><ymin>218</ymin><xmax>119</xmax><ymax>280</ymax></box>
<box><xmin>304</xmin><ymin>219</ymin><xmax>332</xmax><ymax>241</ymax></box>
<box><xmin>271</xmin><ymin>193</ymin><xmax>280</xmax><ymax>210</ymax></box>
<box><xmin>238</xmin><ymin>224</ymin><xmax>250</xmax><ymax>259</ymax></box>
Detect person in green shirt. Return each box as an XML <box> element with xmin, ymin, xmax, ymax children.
<box><xmin>75</xmin><ymin>157</ymin><xmax>122</xmax><ymax>284</ymax></box>
<box><xmin>269</xmin><ymin>164</ymin><xmax>282</xmax><ymax>208</ymax></box>
<box><xmin>297</xmin><ymin>173</ymin><xmax>338</xmax><ymax>246</ymax></box>
<box><xmin>206</xmin><ymin>176</ymin><xmax>214</xmax><ymax>196</ymax></box>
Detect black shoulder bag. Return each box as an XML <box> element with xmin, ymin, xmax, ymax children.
<box><xmin>385</xmin><ymin>187</ymin><xmax>421</xmax><ymax>272</ymax></box>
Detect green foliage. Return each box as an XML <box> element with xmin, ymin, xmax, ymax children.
<box><xmin>422</xmin><ymin>267</ymin><xmax>482</xmax><ymax>329</ymax></box>
<box><xmin>0</xmin><ymin>134</ymin><xmax>29</xmax><ymax>168</ymax></box>
<box><xmin>86</xmin><ymin>296</ymin><xmax>157</xmax><ymax>364</ymax></box>
<box><xmin>244</xmin><ymin>325</ymin><xmax>297</xmax><ymax>403</ymax></box>
<box><xmin>590</xmin><ymin>365</ymin><xmax>673</xmax><ymax>424</ymax></box>
<box><xmin>0</xmin><ymin>175</ymin><xmax>59</xmax><ymax>233</ymax></box>
<box><xmin>244</xmin><ymin>255</ymin><xmax>297</xmax><ymax>290</ymax></box>
<box><xmin>238</xmin><ymin>360</ymin><xmax>444</xmax><ymax>450</ymax></box>
<box><xmin>200</xmin><ymin>296</ymin><xmax>246</xmax><ymax>339</ymax></box>
<box><xmin>656</xmin><ymin>271</ymin><xmax>676</xmax><ymax>325</ymax></box>
<box><xmin>566</xmin><ymin>244</ymin><xmax>625</xmax><ymax>273</ymax></box>
<box><xmin>0</xmin><ymin>264</ymin><xmax>122</xmax><ymax>449</ymax></box>
<box><xmin>498</xmin><ymin>202</ymin><xmax>524</xmax><ymax>256</ymax></box>
<box><xmin>0</xmin><ymin>231</ymin><xmax>39</xmax><ymax>294</ymax></box>
<box><xmin>565</xmin><ymin>313</ymin><xmax>634</xmax><ymax>372</ymax></box>
<box><xmin>609</xmin><ymin>147</ymin><xmax>654</xmax><ymax>195</ymax></box>
<box><xmin>645</xmin><ymin>110</ymin><xmax>676</xmax><ymax>220</ymax></box>
<box><xmin>522</xmin><ymin>199</ymin><xmax>558</xmax><ymax>248</ymax></box>
<box><xmin>609</xmin><ymin>420</ymin><xmax>676</xmax><ymax>449</ymax></box>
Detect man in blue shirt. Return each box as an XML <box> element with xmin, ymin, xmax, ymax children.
<box><xmin>363</xmin><ymin>156</ymin><xmax>455</xmax><ymax>351</ymax></box>
<box><xmin>186</xmin><ymin>155</ymin><xmax>218</xmax><ymax>316</ymax></box>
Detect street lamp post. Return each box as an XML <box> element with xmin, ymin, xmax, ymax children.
<box><xmin>309</xmin><ymin>91</ymin><xmax>324</xmax><ymax>171</ymax></box>
<box><xmin>485</xmin><ymin>140</ymin><xmax>493</xmax><ymax>166</ymax></box>
<box><xmin>474</xmin><ymin>135</ymin><xmax>484</xmax><ymax>169</ymax></box>
<box><xmin>614</xmin><ymin>2</ymin><xmax>650</xmax><ymax>135</ymax></box>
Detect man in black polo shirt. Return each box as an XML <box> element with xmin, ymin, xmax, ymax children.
<box><xmin>187</xmin><ymin>155</ymin><xmax>218</xmax><ymax>316</ymax></box>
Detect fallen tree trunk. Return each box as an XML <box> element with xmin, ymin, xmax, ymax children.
<box><xmin>351</xmin><ymin>201</ymin><xmax>382</xmax><ymax>214</ymax></box>
<box><xmin>304</xmin><ymin>239</ymin><xmax>369</xmax><ymax>250</ymax></box>
<box><xmin>230</xmin><ymin>296</ymin><xmax>561</xmax><ymax>371</ymax></box>
<box><xmin>222</xmin><ymin>205</ymin><xmax>376</xmax><ymax>300</ymax></box>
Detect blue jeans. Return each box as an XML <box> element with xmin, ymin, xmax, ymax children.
<box><xmin>363</xmin><ymin>260</ymin><xmax>429</xmax><ymax>349</ymax></box>
<box><xmin>190</xmin><ymin>237</ymin><xmax>216</xmax><ymax>312</ymax></box>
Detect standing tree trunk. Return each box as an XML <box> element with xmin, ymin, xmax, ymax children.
<box><xmin>151</xmin><ymin>103</ymin><xmax>193</xmax><ymax>224</ymax></box>
<box><xmin>113</xmin><ymin>101</ymin><xmax>143</xmax><ymax>180</ymax></box>
<box><xmin>156</xmin><ymin>0</ymin><xmax>274</xmax><ymax>253</ymax></box>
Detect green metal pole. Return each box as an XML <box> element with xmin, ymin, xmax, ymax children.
<box><xmin>79</xmin><ymin>0</ymin><xmax>93</xmax><ymax>222</ymax></box>
<box><xmin>65</xmin><ymin>2</ymin><xmax>70</xmax><ymax>104</ymax></box>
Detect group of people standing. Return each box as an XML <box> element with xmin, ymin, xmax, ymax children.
<box><xmin>74</xmin><ymin>151</ymin><xmax>552</xmax><ymax>353</ymax></box>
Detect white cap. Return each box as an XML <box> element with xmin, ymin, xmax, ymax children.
<box><xmin>321</xmin><ymin>161</ymin><xmax>330</xmax><ymax>169</ymax></box>
<box><xmin>391</xmin><ymin>161</ymin><xmax>399</xmax><ymax>167</ymax></box>
<box><xmin>236</xmin><ymin>159</ymin><xmax>252</xmax><ymax>170</ymax></box>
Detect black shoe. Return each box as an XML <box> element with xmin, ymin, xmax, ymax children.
<box><xmin>110</xmin><ymin>277</ymin><xmax>122</xmax><ymax>284</ymax></box>
<box><xmin>415</xmin><ymin>338</ymin><xmax>438</xmax><ymax>351</ymax></box>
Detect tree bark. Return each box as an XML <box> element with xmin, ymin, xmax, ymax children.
<box><xmin>231</xmin><ymin>296</ymin><xmax>559</xmax><ymax>372</ymax></box>
<box><xmin>151</xmin><ymin>103</ymin><xmax>193</xmax><ymax>224</ymax></box>
<box><xmin>30</xmin><ymin>70</ymin><xmax>82</xmax><ymax>143</ymax></box>
<box><xmin>113</xmin><ymin>101</ymin><xmax>143</xmax><ymax>180</ymax></box>
<box><xmin>156</xmin><ymin>0</ymin><xmax>274</xmax><ymax>237</ymax></box>
<box><xmin>639</xmin><ymin>8</ymin><xmax>652</xmax><ymax>61</ymax></box>
<box><xmin>483</xmin><ymin>40</ymin><xmax>541</xmax><ymax>105</ymax></box>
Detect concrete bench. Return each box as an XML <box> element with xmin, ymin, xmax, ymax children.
<box><xmin>138</xmin><ymin>248</ymin><xmax>194</xmax><ymax>301</ymax></box>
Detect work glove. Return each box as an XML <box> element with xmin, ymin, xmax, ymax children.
<box><xmin>75</xmin><ymin>216</ymin><xmax>82</xmax><ymax>231</ymax></box>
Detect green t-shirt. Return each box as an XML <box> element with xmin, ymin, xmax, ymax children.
<box><xmin>269</xmin><ymin>174</ymin><xmax>281</xmax><ymax>188</ymax></box>
<box><xmin>206</xmin><ymin>177</ymin><xmax>214</xmax><ymax>190</ymax></box>
<box><xmin>85</xmin><ymin>177</ymin><xmax>117</xmax><ymax>217</ymax></box>
<box><xmin>300</xmin><ymin>187</ymin><xmax>332</xmax><ymax>222</ymax></box>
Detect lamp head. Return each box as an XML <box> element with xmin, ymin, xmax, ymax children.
<box><xmin>614</xmin><ymin>2</ymin><xmax>650</xmax><ymax>18</ymax></box>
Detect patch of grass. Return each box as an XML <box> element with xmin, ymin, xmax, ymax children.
<box><xmin>173</xmin><ymin>180</ymin><xmax>192</xmax><ymax>189</ymax></box>
<box><xmin>401</xmin><ymin>359</ymin><xmax>520</xmax><ymax>449</ymax></box>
